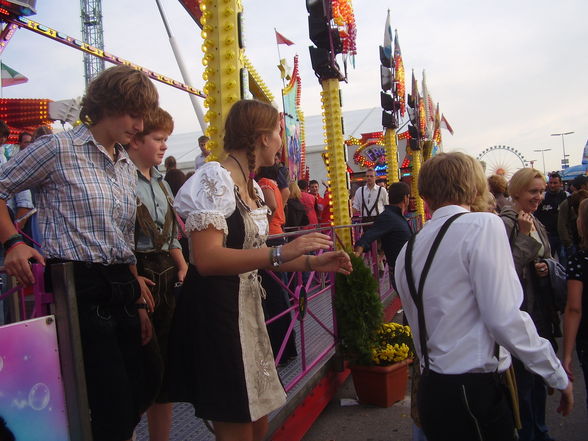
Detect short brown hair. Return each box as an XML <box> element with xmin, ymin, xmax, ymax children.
<box><xmin>508</xmin><ymin>168</ymin><xmax>545</xmax><ymax>201</ymax></box>
<box><xmin>388</xmin><ymin>182</ymin><xmax>410</xmax><ymax>204</ymax></box>
<box><xmin>488</xmin><ymin>174</ymin><xmax>508</xmax><ymax>197</ymax></box>
<box><xmin>570</xmin><ymin>189</ymin><xmax>588</xmax><ymax>213</ymax></box>
<box><xmin>578</xmin><ymin>198</ymin><xmax>588</xmax><ymax>249</ymax></box>
<box><xmin>136</xmin><ymin>107</ymin><xmax>174</xmax><ymax>138</ymax></box>
<box><xmin>418</xmin><ymin>152</ymin><xmax>484</xmax><ymax>210</ymax></box>
<box><xmin>80</xmin><ymin>65</ymin><xmax>158</xmax><ymax>125</ymax></box>
<box><xmin>164</xmin><ymin>155</ymin><xmax>176</xmax><ymax>169</ymax></box>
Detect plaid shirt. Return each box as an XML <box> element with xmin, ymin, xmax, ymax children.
<box><xmin>0</xmin><ymin>124</ymin><xmax>137</xmax><ymax>264</ymax></box>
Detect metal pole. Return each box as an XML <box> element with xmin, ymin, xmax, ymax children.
<box><xmin>154</xmin><ymin>0</ymin><xmax>207</xmax><ymax>133</ymax></box>
<box><xmin>51</xmin><ymin>263</ymin><xmax>93</xmax><ymax>441</ymax></box>
<box><xmin>534</xmin><ymin>148</ymin><xmax>551</xmax><ymax>175</ymax></box>
<box><xmin>551</xmin><ymin>131</ymin><xmax>574</xmax><ymax>169</ymax></box>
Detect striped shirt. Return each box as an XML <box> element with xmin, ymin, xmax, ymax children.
<box><xmin>0</xmin><ymin>124</ymin><xmax>137</xmax><ymax>264</ymax></box>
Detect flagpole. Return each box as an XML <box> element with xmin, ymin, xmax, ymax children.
<box><xmin>274</xmin><ymin>28</ymin><xmax>286</xmax><ymax>89</ymax></box>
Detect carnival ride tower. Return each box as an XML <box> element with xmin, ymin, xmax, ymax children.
<box><xmin>80</xmin><ymin>0</ymin><xmax>105</xmax><ymax>85</ymax></box>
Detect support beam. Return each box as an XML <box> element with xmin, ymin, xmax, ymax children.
<box><xmin>321</xmin><ymin>78</ymin><xmax>351</xmax><ymax>249</ymax></box>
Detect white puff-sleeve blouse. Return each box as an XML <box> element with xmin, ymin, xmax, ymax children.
<box><xmin>174</xmin><ymin>161</ymin><xmax>267</xmax><ymax>239</ymax></box>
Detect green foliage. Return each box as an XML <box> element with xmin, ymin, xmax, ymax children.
<box><xmin>335</xmin><ymin>253</ymin><xmax>384</xmax><ymax>365</ymax></box>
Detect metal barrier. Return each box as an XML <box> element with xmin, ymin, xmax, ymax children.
<box><xmin>263</xmin><ymin>222</ymin><xmax>396</xmax><ymax>394</ymax></box>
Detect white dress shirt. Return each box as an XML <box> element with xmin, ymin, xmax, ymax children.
<box><xmin>394</xmin><ymin>205</ymin><xmax>568</xmax><ymax>390</ymax></box>
<box><xmin>352</xmin><ymin>184</ymin><xmax>388</xmax><ymax>217</ymax></box>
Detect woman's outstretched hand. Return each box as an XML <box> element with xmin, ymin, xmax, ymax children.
<box><xmin>311</xmin><ymin>250</ymin><xmax>353</xmax><ymax>275</ymax></box>
<box><xmin>281</xmin><ymin>232</ymin><xmax>333</xmax><ymax>262</ymax></box>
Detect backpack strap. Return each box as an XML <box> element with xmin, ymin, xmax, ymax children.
<box><xmin>405</xmin><ymin>212</ymin><xmax>467</xmax><ymax>372</ymax></box>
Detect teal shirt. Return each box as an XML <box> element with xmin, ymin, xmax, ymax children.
<box><xmin>135</xmin><ymin>167</ymin><xmax>181</xmax><ymax>252</ymax></box>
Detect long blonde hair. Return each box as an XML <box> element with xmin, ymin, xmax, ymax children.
<box><xmin>289</xmin><ymin>181</ymin><xmax>302</xmax><ymax>200</ymax></box>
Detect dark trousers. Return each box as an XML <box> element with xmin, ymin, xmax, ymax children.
<box><xmin>48</xmin><ymin>261</ymin><xmax>161</xmax><ymax>441</ymax></box>
<box><xmin>136</xmin><ymin>251</ymin><xmax>178</xmax><ymax>403</ymax></box>
<box><xmin>513</xmin><ymin>358</ymin><xmax>552</xmax><ymax>441</ymax></box>
<box><xmin>418</xmin><ymin>370</ymin><xmax>516</xmax><ymax>441</ymax></box>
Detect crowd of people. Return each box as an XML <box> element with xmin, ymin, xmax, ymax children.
<box><xmin>0</xmin><ymin>64</ymin><xmax>585</xmax><ymax>441</ymax></box>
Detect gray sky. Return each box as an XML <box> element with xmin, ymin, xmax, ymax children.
<box><xmin>2</xmin><ymin>0</ymin><xmax>587</xmax><ymax>173</ymax></box>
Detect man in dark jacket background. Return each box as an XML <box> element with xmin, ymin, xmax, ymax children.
<box><xmin>536</xmin><ymin>172</ymin><xmax>567</xmax><ymax>262</ymax></box>
<box><xmin>354</xmin><ymin>182</ymin><xmax>412</xmax><ymax>288</ymax></box>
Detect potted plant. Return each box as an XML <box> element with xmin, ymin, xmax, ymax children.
<box><xmin>335</xmin><ymin>254</ymin><xmax>414</xmax><ymax>407</ymax></box>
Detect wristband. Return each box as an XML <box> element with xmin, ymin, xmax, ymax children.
<box><xmin>135</xmin><ymin>303</ymin><xmax>148</xmax><ymax>310</ymax></box>
<box><xmin>5</xmin><ymin>241</ymin><xmax>26</xmax><ymax>255</ymax></box>
<box><xmin>3</xmin><ymin>233</ymin><xmax>24</xmax><ymax>250</ymax></box>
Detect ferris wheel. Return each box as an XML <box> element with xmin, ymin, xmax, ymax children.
<box><xmin>476</xmin><ymin>145</ymin><xmax>528</xmax><ymax>179</ymax></box>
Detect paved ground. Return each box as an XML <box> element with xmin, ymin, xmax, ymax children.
<box><xmin>303</xmin><ymin>344</ymin><xmax>587</xmax><ymax>441</ymax></box>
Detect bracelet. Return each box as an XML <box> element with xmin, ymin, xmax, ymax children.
<box><xmin>270</xmin><ymin>246</ymin><xmax>283</xmax><ymax>268</ymax></box>
<box><xmin>135</xmin><ymin>303</ymin><xmax>148</xmax><ymax>310</ymax></box>
<box><xmin>5</xmin><ymin>241</ymin><xmax>25</xmax><ymax>255</ymax></box>
<box><xmin>3</xmin><ymin>233</ymin><xmax>24</xmax><ymax>250</ymax></box>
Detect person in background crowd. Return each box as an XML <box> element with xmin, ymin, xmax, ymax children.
<box><xmin>563</xmin><ymin>197</ymin><xmax>588</xmax><ymax>413</ymax></box>
<box><xmin>256</xmin><ymin>164</ymin><xmax>297</xmax><ymax>363</ymax></box>
<box><xmin>31</xmin><ymin>125</ymin><xmax>52</xmax><ymax>142</ymax></box>
<box><xmin>285</xmin><ymin>181</ymin><xmax>309</xmax><ymax>230</ymax></box>
<box><xmin>0</xmin><ymin>121</ymin><xmax>13</xmax><ymax>161</ymax></box>
<box><xmin>395</xmin><ymin>153</ymin><xmax>572</xmax><ymax>441</ymax></box>
<box><xmin>275</xmin><ymin>153</ymin><xmax>290</xmax><ymax>206</ymax></box>
<box><xmin>559</xmin><ymin>175</ymin><xmax>588</xmax><ymax>260</ymax></box>
<box><xmin>18</xmin><ymin>131</ymin><xmax>32</xmax><ymax>151</ymax></box>
<box><xmin>126</xmin><ymin>107</ymin><xmax>188</xmax><ymax>441</ymax></box>
<box><xmin>167</xmin><ymin>99</ymin><xmax>351</xmax><ymax>441</ymax></box>
<box><xmin>164</xmin><ymin>155</ymin><xmax>176</xmax><ymax>172</ymax></box>
<box><xmin>376</xmin><ymin>178</ymin><xmax>387</xmax><ymax>188</ymax></box>
<box><xmin>354</xmin><ymin>182</ymin><xmax>411</xmax><ymax>289</ymax></box>
<box><xmin>352</xmin><ymin>168</ymin><xmax>388</xmax><ymax>221</ymax></box>
<box><xmin>298</xmin><ymin>179</ymin><xmax>319</xmax><ymax>227</ymax></box>
<box><xmin>318</xmin><ymin>185</ymin><xmax>332</xmax><ymax>226</ymax></box>
<box><xmin>163</xmin><ymin>155</ymin><xmax>186</xmax><ymax>197</ymax></box>
<box><xmin>309</xmin><ymin>179</ymin><xmax>322</xmax><ymax>217</ymax></box>
<box><xmin>194</xmin><ymin>135</ymin><xmax>210</xmax><ymax>170</ymax></box>
<box><xmin>488</xmin><ymin>174</ymin><xmax>511</xmax><ymax>212</ymax></box>
<box><xmin>0</xmin><ymin>65</ymin><xmax>161</xmax><ymax>441</ymax></box>
<box><xmin>536</xmin><ymin>172</ymin><xmax>568</xmax><ymax>263</ymax></box>
<box><xmin>500</xmin><ymin>168</ymin><xmax>562</xmax><ymax>441</ymax></box>
<box><xmin>309</xmin><ymin>179</ymin><xmax>320</xmax><ymax>198</ymax></box>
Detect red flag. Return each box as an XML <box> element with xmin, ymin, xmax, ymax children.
<box><xmin>441</xmin><ymin>114</ymin><xmax>454</xmax><ymax>135</ymax></box>
<box><xmin>275</xmin><ymin>30</ymin><xmax>294</xmax><ymax>46</ymax></box>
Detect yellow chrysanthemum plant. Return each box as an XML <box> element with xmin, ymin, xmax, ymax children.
<box><xmin>370</xmin><ymin>322</ymin><xmax>415</xmax><ymax>366</ymax></box>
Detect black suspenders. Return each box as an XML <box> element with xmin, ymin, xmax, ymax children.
<box><xmin>404</xmin><ymin>212</ymin><xmax>467</xmax><ymax>372</ymax></box>
<box><xmin>361</xmin><ymin>186</ymin><xmax>383</xmax><ymax>217</ymax></box>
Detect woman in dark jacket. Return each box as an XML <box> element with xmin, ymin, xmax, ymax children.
<box><xmin>500</xmin><ymin>168</ymin><xmax>559</xmax><ymax>441</ymax></box>
<box><xmin>285</xmin><ymin>181</ymin><xmax>309</xmax><ymax>229</ymax></box>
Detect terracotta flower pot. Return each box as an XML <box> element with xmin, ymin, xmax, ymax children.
<box><xmin>350</xmin><ymin>359</ymin><xmax>410</xmax><ymax>407</ymax></box>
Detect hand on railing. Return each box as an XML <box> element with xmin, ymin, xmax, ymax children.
<box><xmin>3</xmin><ymin>242</ymin><xmax>45</xmax><ymax>286</ymax></box>
<box><xmin>281</xmin><ymin>232</ymin><xmax>333</xmax><ymax>263</ymax></box>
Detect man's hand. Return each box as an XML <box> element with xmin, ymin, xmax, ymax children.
<box><xmin>557</xmin><ymin>381</ymin><xmax>574</xmax><ymax>416</ymax></box>
<box><xmin>138</xmin><ymin>308</ymin><xmax>153</xmax><ymax>345</ymax></box>
<box><xmin>4</xmin><ymin>243</ymin><xmax>45</xmax><ymax>285</ymax></box>
<box><xmin>136</xmin><ymin>276</ymin><xmax>155</xmax><ymax>312</ymax></box>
